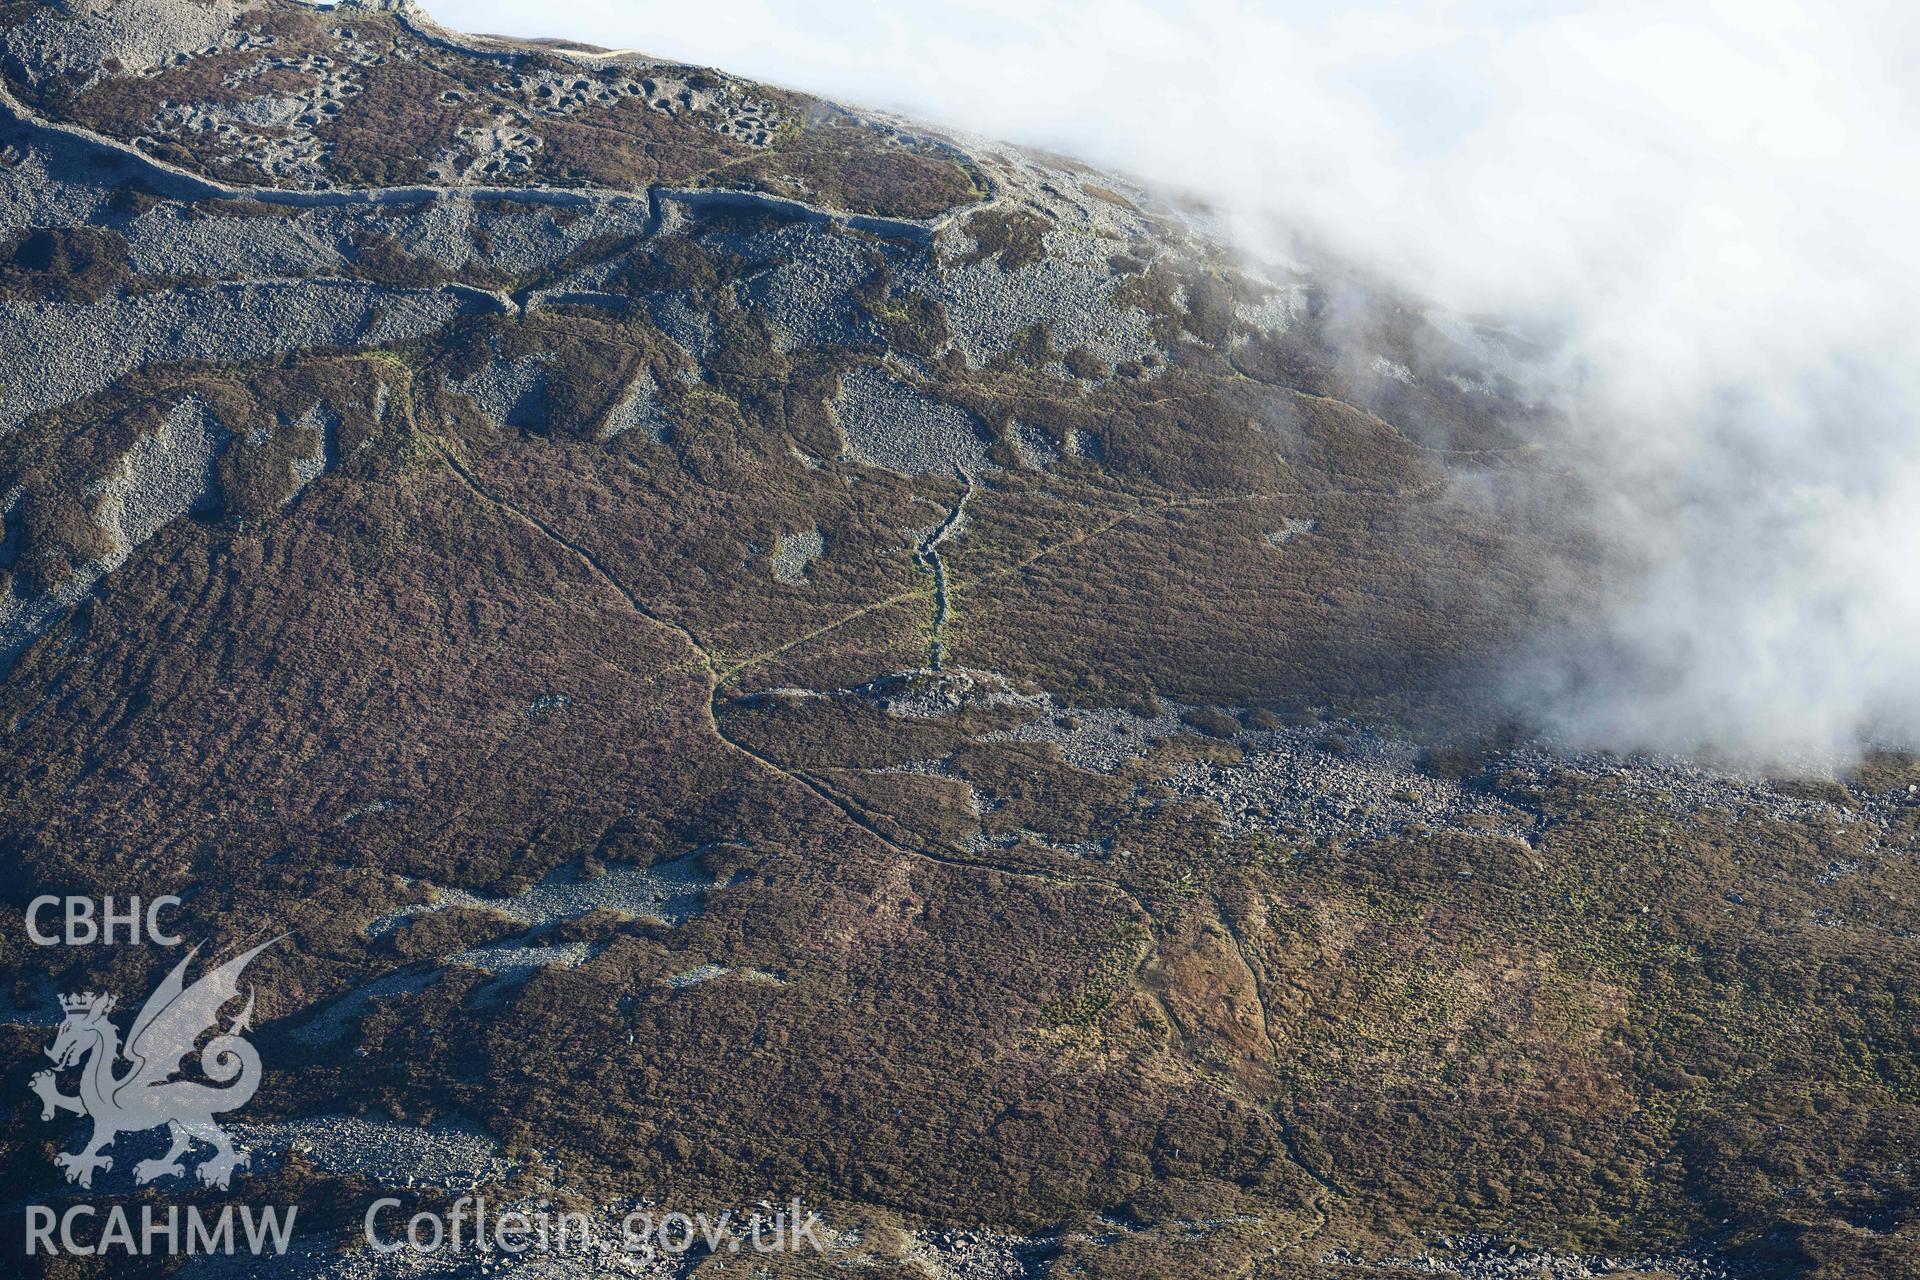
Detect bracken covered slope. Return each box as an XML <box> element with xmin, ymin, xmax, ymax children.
<box><xmin>0</xmin><ymin>3</ymin><xmax>1916</xmax><ymax>1277</ymax></box>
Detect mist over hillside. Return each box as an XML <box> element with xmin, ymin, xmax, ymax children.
<box><xmin>3</xmin><ymin>3</ymin><xmax>1918</xmax><ymax>1277</ymax></box>
<box><xmin>437</xmin><ymin>0</ymin><xmax>1920</xmax><ymax>761</ymax></box>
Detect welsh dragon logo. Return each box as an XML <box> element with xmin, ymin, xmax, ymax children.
<box><xmin>30</xmin><ymin>939</ymin><xmax>280</xmax><ymax>1189</ymax></box>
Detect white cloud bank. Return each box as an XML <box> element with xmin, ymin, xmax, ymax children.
<box><xmin>433</xmin><ymin>0</ymin><xmax>1920</xmax><ymax>762</ymax></box>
